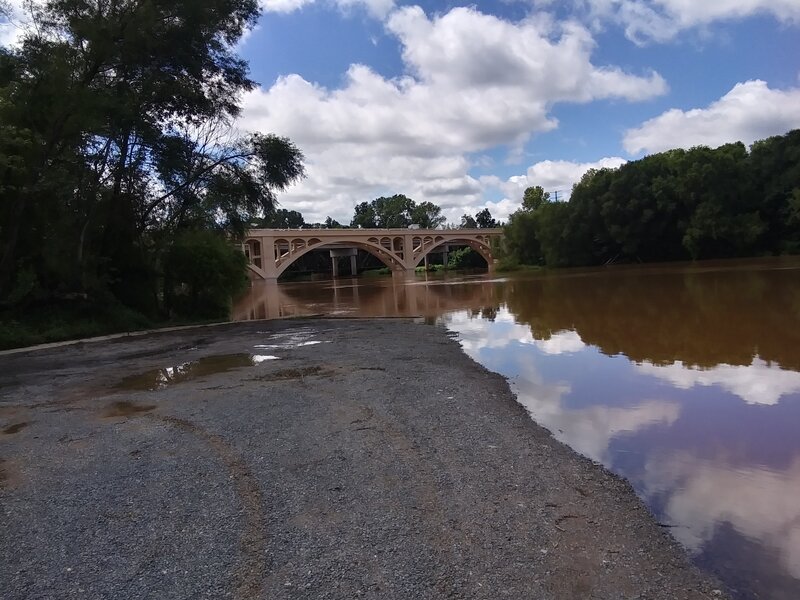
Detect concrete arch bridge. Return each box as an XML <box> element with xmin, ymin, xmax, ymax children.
<box><xmin>242</xmin><ymin>228</ymin><xmax>503</xmax><ymax>280</ymax></box>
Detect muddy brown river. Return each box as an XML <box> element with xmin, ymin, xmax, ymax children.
<box><xmin>234</xmin><ymin>257</ymin><xmax>800</xmax><ymax>600</ymax></box>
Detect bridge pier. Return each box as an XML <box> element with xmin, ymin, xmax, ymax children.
<box><xmin>330</xmin><ymin>248</ymin><xmax>358</xmax><ymax>277</ymax></box>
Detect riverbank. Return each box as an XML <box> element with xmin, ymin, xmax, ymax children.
<box><xmin>0</xmin><ymin>301</ymin><xmax>230</xmax><ymax>351</ymax></box>
<box><xmin>0</xmin><ymin>319</ymin><xmax>726</xmax><ymax>599</ymax></box>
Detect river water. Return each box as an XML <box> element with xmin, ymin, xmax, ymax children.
<box><xmin>233</xmin><ymin>257</ymin><xmax>800</xmax><ymax>599</ymax></box>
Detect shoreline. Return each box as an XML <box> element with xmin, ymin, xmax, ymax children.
<box><xmin>0</xmin><ymin>319</ymin><xmax>726</xmax><ymax>599</ymax></box>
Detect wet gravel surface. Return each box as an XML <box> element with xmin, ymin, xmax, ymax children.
<box><xmin>0</xmin><ymin>319</ymin><xmax>727</xmax><ymax>599</ymax></box>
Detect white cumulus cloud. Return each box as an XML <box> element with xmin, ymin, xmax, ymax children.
<box><xmin>239</xmin><ymin>6</ymin><xmax>666</xmax><ymax>223</ymax></box>
<box><xmin>336</xmin><ymin>0</ymin><xmax>395</xmax><ymax>19</ymax></box>
<box><xmin>576</xmin><ymin>0</ymin><xmax>800</xmax><ymax>44</ymax></box>
<box><xmin>260</xmin><ymin>0</ymin><xmax>315</xmax><ymax>13</ymax></box>
<box><xmin>623</xmin><ymin>80</ymin><xmax>800</xmax><ymax>155</ymax></box>
<box><xmin>0</xmin><ymin>0</ymin><xmax>27</xmax><ymax>47</ymax></box>
<box><xmin>260</xmin><ymin>0</ymin><xmax>394</xmax><ymax>18</ymax></box>
<box><xmin>483</xmin><ymin>156</ymin><xmax>627</xmax><ymax>212</ymax></box>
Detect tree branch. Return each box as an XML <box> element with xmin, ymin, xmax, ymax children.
<box><xmin>138</xmin><ymin>149</ymin><xmax>254</xmax><ymax>229</ymax></box>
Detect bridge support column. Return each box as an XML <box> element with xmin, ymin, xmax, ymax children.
<box><xmin>394</xmin><ymin>268</ymin><xmax>416</xmax><ymax>279</ymax></box>
<box><xmin>403</xmin><ymin>234</ymin><xmax>415</xmax><ymax>270</ymax></box>
<box><xmin>329</xmin><ymin>247</ymin><xmax>358</xmax><ymax>278</ymax></box>
<box><xmin>259</xmin><ymin>236</ymin><xmax>278</xmax><ymax>280</ymax></box>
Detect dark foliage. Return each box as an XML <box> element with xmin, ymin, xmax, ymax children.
<box><xmin>351</xmin><ymin>195</ymin><xmax>445</xmax><ymax>229</ymax></box>
<box><xmin>460</xmin><ymin>208</ymin><xmax>499</xmax><ymax>229</ymax></box>
<box><xmin>504</xmin><ymin>131</ymin><xmax>800</xmax><ymax>267</ymax></box>
<box><xmin>164</xmin><ymin>230</ymin><xmax>248</xmax><ymax>318</ymax></box>
<box><xmin>447</xmin><ymin>247</ymin><xmax>487</xmax><ymax>269</ymax></box>
<box><xmin>0</xmin><ymin>0</ymin><xmax>305</xmax><ymax>331</ymax></box>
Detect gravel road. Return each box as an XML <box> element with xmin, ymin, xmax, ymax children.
<box><xmin>0</xmin><ymin>319</ymin><xmax>727</xmax><ymax>599</ymax></box>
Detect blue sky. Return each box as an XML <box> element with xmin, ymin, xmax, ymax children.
<box><xmin>5</xmin><ymin>0</ymin><xmax>798</xmax><ymax>223</ymax></box>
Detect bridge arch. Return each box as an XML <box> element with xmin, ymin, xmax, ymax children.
<box><xmin>272</xmin><ymin>240</ymin><xmax>406</xmax><ymax>279</ymax></box>
<box><xmin>413</xmin><ymin>238</ymin><xmax>493</xmax><ymax>268</ymax></box>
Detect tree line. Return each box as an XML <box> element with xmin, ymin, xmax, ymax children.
<box><xmin>257</xmin><ymin>196</ymin><xmax>500</xmax><ymax>230</ymax></box>
<box><xmin>0</xmin><ymin>0</ymin><xmax>305</xmax><ymax>336</ymax></box>
<box><xmin>256</xmin><ymin>209</ymin><xmax>342</xmax><ymax>230</ymax></box>
<box><xmin>504</xmin><ymin>130</ymin><xmax>800</xmax><ymax>267</ymax></box>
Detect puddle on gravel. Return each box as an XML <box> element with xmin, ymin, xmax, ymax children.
<box><xmin>105</xmin><ymin>401</ymin><xmax>155</xmax><ymax>417</ymax></box>
<box><xmin>116</xmin><ymin>353</ymin><xmax>279</xmax><ymax>391</ymax></box>
<box><xmin>253</xmin><ymin>341</ymin><xmax>325</xmax><ymax>349</ymax></box>
<box><xmin>2</xmin><ymin>422</ymin><xmax>29</xmax><ymax>435</ymax></box>
<box><xmin>248</xmin><ymin>366</ymin><xmax>327</xmax><ymax>381</ymax></box>
<box><xmin>253</xmin><ymin>328</ymin><xmax>331</xmax><ymax>350</ymax></box>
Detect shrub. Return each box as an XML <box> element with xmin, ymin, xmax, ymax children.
<box><xmin>447</xmin><ymin>247</ymin><xmax>486</xmax><ymax>269</ymax></box>
<box><xmin>164</xmin><ymin>230</ymin><xmax>248</xmax><ymax>318</ymax></box>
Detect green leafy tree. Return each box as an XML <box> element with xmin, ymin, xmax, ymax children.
<box><xmin>374</xmin><ymin>194</ymin><xmax>414</xmax><ymax>228</ymax></box>
<box><xmin>351</xmin><ymin>201</ymin><xmax>378</xmax><ymax>228</ymax></box>
<box><xmin>475</xmin><ymin>208</ymin><xmax>498</xmax><ymax>228</ymax></box>
<box><xmin>0</xmin><ymin>0</ymin><xmax>305</xmax><ymax>319</ymax></box>
<box><xmin>533</xmin><ymin>202</ymin><xmax>573</xmax><ymax>267</ymax></box>
<box><xmin>448</xmin><ymin>247</ymin><xmax>486</xmax><ymax>269</ymax></box>
<box><xmin>151</xmin><ymin>131</ymin><xmax>305</xmax><ymax>236</ymax></box>
<box><xmin>504</xmin><ymin>210</ymin><xmax>541</xmax><ymax>265</ymax></box>
<box><xmin>503</xmin><ymin>185</ymin><xmax>554</xmax><ymax>265</ymax></box>
<box><xmin>164</xmin><ymin>230</ymin><xmax>248</xmax><ymax>318</ymax></box>
<box><xmin>503</xmin><ymin>130</ymin><xmax>800</xmax><ymax>268</ymax></box>
<box><xmin>324</xmin><ymin>216</ymin><xmax>344</xmax><ymax>228</ymax></box>
<box><xmin>677</xmin><ymin>143</ymin><xmax>763</xmax><ymax>259</ymax></box>
<box><xmin>350</xmin><ymin>195</ymin><xmax>444</xmax><ymax>229</ymax></box>
<box><xmin>522</xmin><ymin>186</ymin><xmax>550</xmax><ymax>211</ymax></box>
<box><xmin>748</xmin><ymin>130</ymin><xmax>800</xmax><ymax>254</ymax></box>
<box><xmin>259</xmin><ymin>209</ymin><xmax>306</xmax><ymax>229</ymax></box>
<box><xmin>411</xmin><ymin>201</ymin><xmax>446</xmax><ymax>229</ymax></box>
<box><xmin>460</xmin><ymin>214</ymin><xmax>477</xmax><ymax>228</ymax></box>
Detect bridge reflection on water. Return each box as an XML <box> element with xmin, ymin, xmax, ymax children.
<box><xmin>232</xmin><ymin>273</ymin><xmax>504</xmax><ymax>321</ymax></box>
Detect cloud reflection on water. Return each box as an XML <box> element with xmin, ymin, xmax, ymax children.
<box><xmin>447</xmin><ymin>308</ymin><xmax>681</xmax><ymax>463</ymax></box>
<box><xmin>516</xmin><ymin>388</ymin><xmax>681</xmax><ymax>464</ymax></box>
<box><xmin>449</xmin><ymin>308</ymin><xmax>587</xmax><ymax>355</ymax></box>
<box><xmin>642</xmin><ymin>453</ymin><xmax>800</xmax><ymax>580</ymax></box>
<box><xmin>636</xmin><ymin>358</ymin><xmax>800</xmax><ymax>406</ymax></box>
<box><xmin>443</xmin><ymin>305</ymin><xmax>800</xmax><ymax>598</ymax></box>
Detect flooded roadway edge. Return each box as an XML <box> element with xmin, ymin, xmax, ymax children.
<box><xmin>0</xmin><ymin>318</ymin><xmax>729</xmax><ymax>599</ymax></box>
